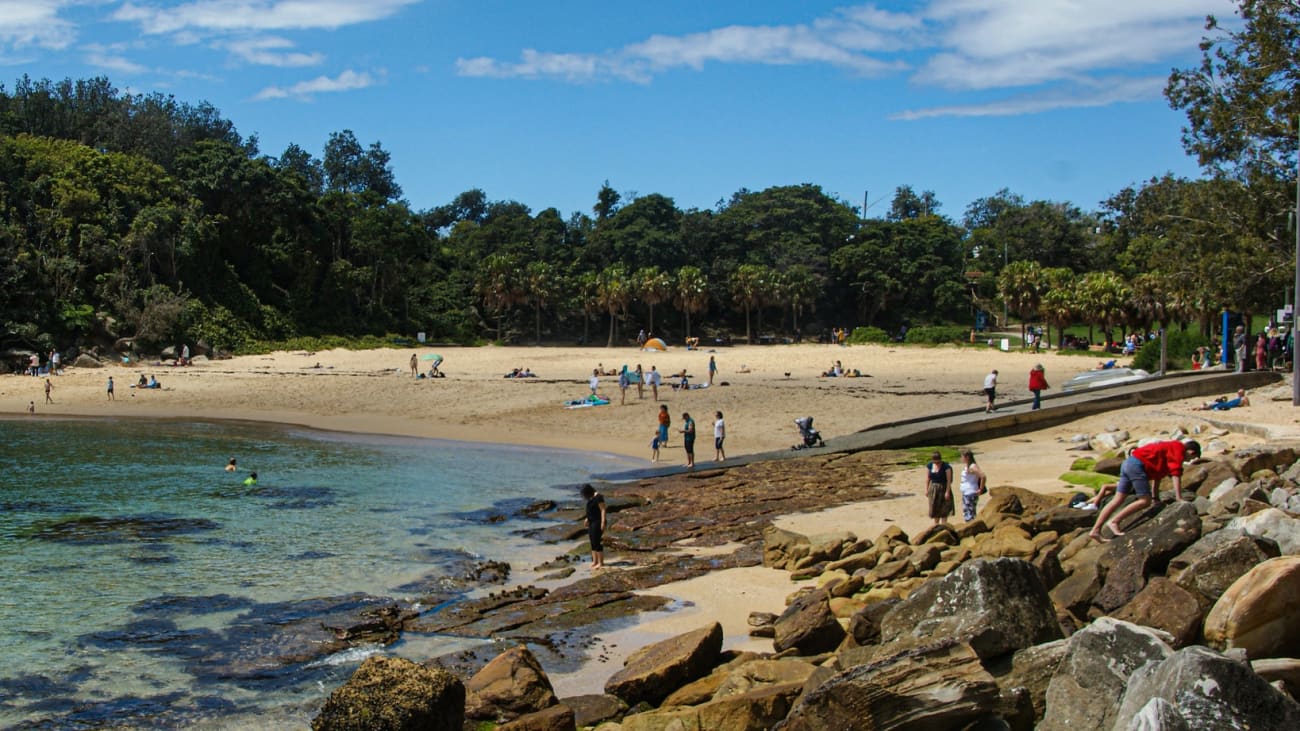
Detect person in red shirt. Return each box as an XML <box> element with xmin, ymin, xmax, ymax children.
<box><xmin>1028</xmin><ymin>364</ymin><xmax>1049</xmax><ymax>410</ymax></box>
<box><xmin>1089</xmin><ymin>439</ymin><xmax>1201</xmax><ymax>542</ymax></box>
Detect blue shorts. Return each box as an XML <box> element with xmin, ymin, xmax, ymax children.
<box><xmin>1116</xmin><ymin>456</ymin><xmax>1152</xmax><ymax>497</ymax></box>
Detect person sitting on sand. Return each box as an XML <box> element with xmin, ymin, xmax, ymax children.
<box><xmin>137</xmin><ymin>373</ymin><xmax>148</xmax><ymax>388</ymax></box>
<box><xmin>1195</xmin><ymin>389</ymin><xmax>1250</xmax><ymax>411</ymax></box>
<box><xmin>685</xmin><ymin>336</ymin><xmax>700</xmax><ymax>350</ymax></box>
<box><xmin>821</xmin><ymin>360</ymin><xmax>843</xmax><ymax>377</ymax></box>
<box><xmin>1096</xmin><ymin>359</ymin><xmax>1117</xmax><ymax>370</ymax></box>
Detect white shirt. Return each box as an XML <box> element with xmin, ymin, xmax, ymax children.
<box><xmin>983</xmin><ymin>372</ymin><xmax>997</xmax><ymax>389</ymax></box>
<box><xmin>714</xmin><ymin>418</ymin><xmax>725</xmax><ymax>438</ymax></box>
<box><xmin>648</xmin><ymin>370</ymin><xmax>660</xmax><ymax>385</ymax></box>
<box><xmin>961</xmin><ymin>465</ymin><xmax>982</xmax><ymax>496</ymax></box>
<box><xmin>589</xmin><ymin>375</ymin><xmax>600</xmax><ymax>391</ymax></box>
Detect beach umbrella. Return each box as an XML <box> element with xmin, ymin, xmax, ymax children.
<box><xmin>420</xmin><ymin>353</ymin><xmax>443</xmax><ymax>361</ymax></box>
<box><xmin>643</xmin><ymin>338</ymin><xmax>668</xmax><ymax>351</ymax></box>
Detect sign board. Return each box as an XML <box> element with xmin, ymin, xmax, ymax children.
<box><xmin>417</xmin><ymin>332</ymin><xmax>427</xmax><ymax>343</ymax></box>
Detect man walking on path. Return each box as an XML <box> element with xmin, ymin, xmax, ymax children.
<box><xmin>983</xmin><ymin>370</ymin><xmax>998</xmax><ymax>412</ymax></box>
<box><xmin>1089</xmin><ymin>439</ymin><xmax>1200</xmax><ymax>542</ymax></box>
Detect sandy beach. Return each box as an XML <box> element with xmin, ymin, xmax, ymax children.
<box><xmin>6</xmin><ymin>341</ymin><xmax>1299</xmax><ymax>699</ymax></box>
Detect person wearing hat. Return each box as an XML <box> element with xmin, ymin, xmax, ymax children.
<box><xmin>1089</xmin><ymin>439</ymin><xmax>1201</xmax><ymax>542</ymax></box>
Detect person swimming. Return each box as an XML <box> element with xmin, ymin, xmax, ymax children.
<box><xmin>242</xmin><ymin>471</ymin><xmax>258</xmax><ymax>486</ymax></box>
<box><xmin>225</xmin><ymin>457</ymin><xmax>238</xmax><ymax>472</ymax></box>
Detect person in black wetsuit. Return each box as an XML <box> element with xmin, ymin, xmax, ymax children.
<box><xmin>581</xmin><ymin>484</ymin><xmax>607</xmax><ymax>569</ymax></box>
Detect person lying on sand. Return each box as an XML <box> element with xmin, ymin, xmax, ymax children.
<box><xmin>1194</xmin><ymin>389</ymin><xmax>1249</xmax><ymax>411</ymax></box>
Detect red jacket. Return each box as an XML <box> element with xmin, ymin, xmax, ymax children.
<box><xmin>1028</xmin><ymin>369</ymin><xmax>1049</xmax><ymax>391</ymax></box>
<box><xmin>1131</xmin><ymin>441</ymin><xmax>1188</xmax><ymax>481</ymax></box>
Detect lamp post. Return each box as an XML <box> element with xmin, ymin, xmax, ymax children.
<box><xmin>1002</xmin><ymin>240</ymin><xmax>1008</xmax><ymax>328</ymax></box>
<box><xmin>1293</xmin><ymin>116</ymin><xmax>1300</xmax><ymax>405</ymax></box>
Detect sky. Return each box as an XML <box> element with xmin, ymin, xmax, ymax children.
<box><xmin>0</xmin><ymin>0</ymin><xmax>1238</xmax><ymax>221</ymax></box>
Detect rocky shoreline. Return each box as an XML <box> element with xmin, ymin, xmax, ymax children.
<box><xmin>312</xmin><ymin>426</ymin><xmax>1300</xmax><ymax>730</ymax></box>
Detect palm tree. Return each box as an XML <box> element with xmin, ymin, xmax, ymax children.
<box><xmin>576</xmin><ymin>271</ymin><xmax>600</xmax><ymax>346</ymax></box>
<box><xmin>997</xmin><ymin>260</ymin><xmax>1044</xmax><ymax>345</ymax></box>
<box><xmin>1077</xmin><ymin>271</ymin><xmax>1131</xmax><ymax>346</ymax></box>
<box><xmin>675</xmin><ymin>266</ymin><xmax>709</xmax><ymax>339</ymax></box>
<box><xmin>731</xmin><ymin>264</ymin><xmax>772</xmax><ymax>344</ymax></box>
<box><xmin>597</xmin><ymin>264</ymin><xmax>631</xmax><ymax>347</ymax></box>
<box><xmin>778</xmin><ymin>265</ymin><xmax>818</xmax><ymax>336</ymax></box>
<box><xmin>1040</xmin><ymin>267</ymin><xmax>1076</xmax><ymax>349</ymax></box>
<box><xmin>635</xmin><ymin>266</ymin><xmax>674</xmax><ymax>334</ymax></box>
<box><xmin>523</xmin><ymin>261</ymin><xmax>560</xmax><ymax>345</ymax></box>
<box><xmin>475</xmin><ymin>253</ymin><xmax>524</xmax><ymax>342</ymax></box>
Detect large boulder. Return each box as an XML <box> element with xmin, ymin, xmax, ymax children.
<box><xmin>878</xmin><ymin>558</ymin><xmax>1062</xmax><ymax>661</ymax></box>
<box><xmin>622</xmin><ymin>682</ymin><xmax>803</xmax><ymax>731</ymax></box>
<box><xmin>497</xmin><ymin>704</ymin><xmax>575</xmax><ymax>731</ymax></box>
<box><xmin>848</xmin><ymin>598</ymin><xmax>900</xmax><ymax>647</ymax></box>
<box><xmin>464</xmin><ymin>645</ymin><xmax>558</xmax><ymax>721</ymax></box>
<box><xmin>1050</xmin><ymin>560</ymin><xmax>1104</xmax><ymax>620</ymax></box>
<box><xmin>1038</xmin><ymin>617</ymin><xmax>1172</xmax><ymax>731</ymax></box>
<box><xmin>995</xmin><ymin>639</ymin><xmax>1068</xmax><ymax>725</ymax></box>
<box><xmin>605</xmin><ymin>623</ymin><xmax>723</xmax><ymax>707</ymax></box>
<box><xmin>773</xmin><ymin>588</ymin><xmax>846</xmax><ymax>655</ymax></box>
<box><xmin>1203</xmin><ymin>556</ymin><xmax>1300</xmax><ymax>659</ymax></box>
<box><xmin>1227</xmin><ymin>508</ymin><xmax>1300</xmax><ymax>555</ymax></box>
<box><xmin>1030</xmin><ymin>505</ymin><xmax>1102</xmax><ymax>535</ymax></box>
<box><xmin>1114</xmin><ymin>645</ymin><xmax>1300</xmax><ymax>729</ymax></box>
<box><xmin>762</xmin><ymin>525</ymin><xmax>810</xmax><ymax>570</ymax></box>
<box><xmin>72</xmin><ymin>353</ymin><xmax>103</xmax><ymax>368</ymax></box>
<box><xmin>713</xmin><ymin>658</ymin><xmax>817</xmax><ymax>699</ymax></box>
<box><xmin>778</xmin><ymin>640</ymin><xmax>1001</xmax><ymax>730</ymax></box>
<box><xmin>1112</xmin><ymin>578</ymin><xmax>1204</xmax><ymax>648</ymax></box>
<box><xmin>311</xmin><ymin>655</ymin><xmax>465</xmax><ymax>731</ymax></box>
<box><xmin>1233</xmin><ymin>447</ymin><xmax>1299</xmax><ymax>480</ymax></box>
<box><xmin>1168</xmin><ymin>531</ymin><xmax>1278</xmax><ymax>607</ymax></box>
<box><xmin>1093</xmin><ymin>501</ymin><xmax>1201</xmax><ymax>612</ymax></box>
<box><xmin>560</xmin><ymin>694</ymin><xmax>626</xmax><ymax>729</ymax></box>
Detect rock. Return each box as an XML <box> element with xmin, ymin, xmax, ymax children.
<box><xmin>848</xmin><ymin>598</ymin><xmax>899</xmax><ymax>647</ymax></box>
<box><xmin>1050</xmin><ymin>561</ymin><xmax>1103</xmax><ymax>620</ymax></box>
<box><xmin>995</xmin><ymin>639</ymin><xmax>1068</xmax><ymax>725</ymax></box>
<box><xmin>911</xmin><ymin>524</ymin><xmax>958</xmax><ymax>545</ymax></box>
<box><xmin>623</xmin><ymin>682</ymin><xmax>802</xmax><ymax>731</ymax></box>
<box><xmin>778</xmin><ymin>640</ymin><xmax>1001</xmax><ymax>730</ymax></box>
<box><xmin>763</xmin><ymin>525</ymin><xmax>810</xmax><ymax>570</ymax></box>
<box><xmin>971</xmin><ymin>524</ymin><xmax>1038</xmax><ymax>560</ymax></box>
<box><xmin>1194</xmin><ymin>460</ymin><xmax>1242</xmax><ymax>498</ymax></box>
<box><xmin>465</xmin><ymin>645</ymin><xmax>558</xmax><ymax>721</ymax></box>
<box><xmin>605</xmin><ymin>623</ymin><xmax>724</xmax><ymax>707</ymax></box>
<box><xmin>1251</xmin><ymin>657</ymin><xmax>1300</xmax><ymax>698</ymax></box>
<box><xmin>826</xmin><ymin>542</ymin><xmax>886</xmax><ymax>574</ymax></box>
<box><xmin>713</xmin><ymin>658</ymin><xmax>817</xmax><ymax>698</ymax></box>
<box><xmin>1211</xmin><ymin>480</ymin><xmax>1270</xmax><ymax>512</ymax></box>
<box><xmin>1030</xmin><ymin>506</ymin><xmax>1101</xmax><ymax>535</ymax></box>
<box><xmin>1037</xmin><ymin>617</ymin><xmax>1172</xmax><ymax>731</ymax></box>
<box><xmin>72</xmin><ymin>353</ymin><xmax>103</xmax><ymax>368</ymax></box>
<box><xmin>1227</xmin><ymin>508</ymin><xmax>1300</xmax><ymax>555</ymax></box>
<box><xmin>1234</xmin><ymin>447</ymin><xmax>1299</xmax><ymax>480</ymax></box>
<box><xmin>908</xmin><ymin>543</ymin><xmax>943</xmax><ymax>572</ymax></box>
<box><xmin>878</xmin><ymin>558</ymin><xmax>1062</xmax><ymax>661</ymax></box>
<box><xmin>1092</xmin><ymin>431</ymin><xmax>1129</xmax><ymax>451</ymax></box>
<box><xmin>1031</xmin><ymin>545</ymin><xmax>1066</xmax><ymax>591</ymax></box>
<box><xmin>1168</xmin><ymin>531</ymin><xmax>1278</xmax><ymax>606</ymax></box>
<box><xmin>863</xmin><ymin>557</ymin><xmax>915</xmax><ymax>583</ymax></box>
<box><xmin>1203</xmin><ymin>556</ymin><xmax>1300</xmax><ymax>659</ymax></box>
<box><xmin>1123</xmin><ymin>697</ymin><xmax>1194</xmax><ymax>730</ymax></box>
<box><xmin>1114</xmin><ymin>645</ymin><xmax>1300</xmax><ymax>729</ymax></box>
<box><xmin>1094</xmin><ymin>455</ymin><xmax>1125</xmax><ymax>475</ymax></box>
<box><xmin>1112</xmin><ymin>578</ymin><xmax>1204</xmax><ymax>648</ymax></box>
<box><xmin>560</xmin><ymin>694</ymin><xmax>626</xmax><ymax>729</ymax></box>
<box><xmin>1093</xmin><ymin>501</ymin><xmax>1201</xmax><ymax>612</ymax></box>
<box><xmin>807</xmin><ymin>530</ymin><xmax>857</xmax><ymax>563</ymax></box>
<box><xmin>498</xmin><ymin>704</ymin><xmax>575</xmax><ymax>731</ymax></box>
<box><xmin>773</xmin><ymin>588</ymin><xmax>846</xmax><ymax>656</ymax></box>
<box><xmin>955</xmin><ymin>518</ymin><xmax>991</xmax><ymax>540</ymax></box>
<box><xmin>311</xmin><ymin>656</ymin><xmax>464</xmax><ymax>731</ymax></box>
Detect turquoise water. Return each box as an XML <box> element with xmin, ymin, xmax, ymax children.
<box><xmin>0</xmin><ymin>417</ymin><xmax>636</xmax><ymax>728</ymax></box>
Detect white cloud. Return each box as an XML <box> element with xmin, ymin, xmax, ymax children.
<box><xmin>253</xmin><ymin>68</ymin><xmax>376</xmax><ymax>100</ymax></box>
<box><xmin>892</xmin><ymin>76</ymin><xmax>1167</xmax><ymax>120</ymax></box>
<box><xmin>113</xmin><ymin>0</ymin><xmax>420</xmax><ymax>34</ymax></box>
<box><xmin>224</xmin><ymin>35</ymin><xmax>324</xmax><ymax>67</ymax></box>
<box><xmin>456</xmin><ymin>0</ymin><xmax>1229</xmax><ymax>118</ymax></box>
<box><xmin>84</xmin><ymin>43</ymin><xmax>150</xmax><ymax>75</ymax></box>
<box><xmin>0</xmin><ymin>0</ymin><xmax>76</xmax><ymax>50</ymax></box>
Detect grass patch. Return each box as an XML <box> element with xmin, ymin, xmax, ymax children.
<box><xmin>1058</xmin><ymin>471</ymin><xmax>1114</xmax><ymax>490</ymax></box>
<box><xmin>905</xmin><ymin>447</ymin><xmax>963</xmax><ymax>467</ymax></box>
<box><xmin>1069</xmin><ymin>457</ymin><xmax>1097</xmax><ymax>471</ymax></box>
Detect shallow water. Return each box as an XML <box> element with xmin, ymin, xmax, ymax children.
<box><xmin>0</xmin><ymin>417</ymin><xmax>636</xmax><ymax>728</ymax></box>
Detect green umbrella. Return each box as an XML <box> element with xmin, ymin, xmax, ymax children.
<box><xmin>420</xmin><ymin>354</ymin><xmax>442</xmax><ymax>361</ymax></box>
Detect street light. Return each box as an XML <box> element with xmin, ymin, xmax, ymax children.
<box><xmin>1002</xmin><ymin>240</ymin><xmax>1008</xmax><ymax>328</ymax></box>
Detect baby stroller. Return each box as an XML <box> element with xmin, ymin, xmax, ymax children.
<box><xmin>792</xmin><ymin>416</ymin><xmax>825</xmax><ymax>450</ymax></box>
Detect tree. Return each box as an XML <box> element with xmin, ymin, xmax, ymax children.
<box><xmin>675</xmin><ymin>265</ymin><xmax>709</xmax><ymax>339</ymax></box>
<box><xmin>1165</xmin><ymin>0</ymin><xmax>1299</xmax><ymax>180</ymax></box>
<box><xmin>475</xmin><ymin>253</ymin><xmax>524</xmax><ymax>342</ymax></box>
<box><xmin>997</xmin><ymin>260</ymin><xmax>1045</xmax><ymax>338</ymax></box>
<box><xmin>593</xmin><ymin>180</ymin><xmax>621</xmax><ymax>221</ymax></box>
<box><xmin>635</xmin><ymin>266</ymin><xmax>674</xmax><ymax>334</ymax></box>
<box><xmin>777</xmin><ymin>265</ymin><xmax>818</xmax><ymax>335</ymax></box>
<box><xmin>596</xmin><ymin>264</ymin><xmax>631</xmax><ymax>347</ymax></box>
<box><xmin>523</xmin><ymin>261</ymin><xmax>560</xmax><ymax>344</ymax></box>
<box><xmin>323</xmin><ymin>130</ymin><xmax>401</xmax><ymax>201</ymax></box>
<box><xmin>730</xmin><ymin>263</ymin><xmax>774</xmax><ymax>343</ymax></box>
<box><xmin>1076</xmin><ymin>271</ymin><xmax>1131</xmax><ymax>345</ymax></box>
<box><xmin>1040</xmin><ymin>268</ymin><xmax>1077</xmax><ymax>349</ymax></box>
<box><xmin>887</xmin><ymin>185</ymin><xmax>940</xmax><ymax>221</ymax></box>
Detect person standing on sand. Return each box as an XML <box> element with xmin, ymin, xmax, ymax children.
<box><xmin>589</xmin><ymin>369</ymin><xmax>601</xmax><ymax>396</ymax></box>
<box><xmin>1028</xmin><ymin>364</ymin><xmax>1049</xmax><ymax>410</ymax></box>
<box><xmin>708</xmin><ymin>355</ymin><xmax>718</xmax><ymax>386</ymax></box>
<box><xmin>924</xmin><ymin>451</ymin><xmax>954</xmax><ymax>525</ymax></box>
<box><xmin>106</xmin><ymin>376</ymin><xmax>115</xmax><ymax>401</ymax></box>
<box><xmin>650</xmin><ymin>432</ymin><xmax>660</xmax><ymax>462</ymax></box>
<box><xmin>983</xmin><ymin>369</ymin><xmax>998</xmax><ymax>412</ymax></box>
<box><xmin>635</xmin><ymin>364</ymin><xmax>645</xmax><ymax>399</ymax></box>
<box><xmin>409</xmin><ymin>353</ymin><xmax>418</xmax><ymax>378</ymax></box>
<box><xmin>648</xmin><ymin>366</ymin><xmax>661</xmax><ymax>401</ymax></box>
<box><xmin>44</xmin><ymin>378</ymin><xmax>53</xmax><ymax>404</ymax></box>
<box><xmin>713</xmin><ymin>411</ymin><xmax>726</xmax><ymax>461</ymax></box>
<box><xmin>958</xmin><ymin>449</ymin><xmax>987</xmax><ymax>521</ymax></box>
<box><xmin>27</xmin><ymin>401</ymin><xmax>35</xmax><ymax>415</ymax></box>
<box><xmin>618</xmin><ymin>366</ymin><xmax>630</xmax><ymax>405</ymax></box>
<box><xmin>681</xmin><ymin>412</ymin><xmax>696</xmax><ymax>468</ymax></box>
<box><xmin>1089</xmin><ymin>440</ymin><xmax>1200</xmax><ymax>543</ymax></box>
<box><xmin>657</xmin><ymin>405</ymin><xmax>671</xmax><ymax>447</ymax></box>
<box><xmin>581</xmin><ymin>484</ymin><xmax>607</xmax><ymax>570</ymax></box>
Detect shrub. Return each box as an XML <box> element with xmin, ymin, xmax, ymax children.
<box><xmin>848</xmin><ymin>326</ymin><xmax>890</xmax><ymax>344</ymax></box>
<box><xmin>1132</xmin><ymin>329</ymin><xmax>1210</xmax><ymax>372</ymax></box>
<box><xmin>905</xmin><ymin>325</ymin><xmax>971</xmax><ymax>345</ymax></box>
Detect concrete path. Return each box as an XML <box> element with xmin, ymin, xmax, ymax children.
<box><xmin>597</xmin><ymin>369</ymin><xmax>1282</xmax><ymax>481</ymax></box>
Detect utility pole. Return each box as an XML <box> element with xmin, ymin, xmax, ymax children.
<box><xmin>1293</xmin><ymin>117</ymin><xmax>1300</xmax><ymax>405</ymax></box>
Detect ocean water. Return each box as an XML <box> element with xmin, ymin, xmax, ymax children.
<box><xmin>0</xmin><ymin>417</ymin><xmax>637</xmax><ymax>728</ymax></box>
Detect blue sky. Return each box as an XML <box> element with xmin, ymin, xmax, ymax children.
<box><xmin>1</xmin><ymin>1</ymin><xmax>1235</xmax><ymax>220</ymax></box>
